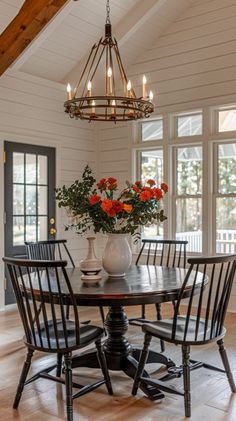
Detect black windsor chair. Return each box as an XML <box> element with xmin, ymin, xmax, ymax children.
<box><xmin>130</xmin><ymin>239</ymin><xmax>188</xmax><ymax>352</ymax></box>
<box><xmin>132</xmin><ymin>254</ymin><xmax>236</xmax><ymax>417</ymax></box>
<box><xmin>3</xmin><ymin>257</ymin><xmax>113</xmax><ymax>421</ymax></box>
<box><xmin>25</xmin><ymin>239</ymin><xmax>105</xmax><ymax>324</ymax></box>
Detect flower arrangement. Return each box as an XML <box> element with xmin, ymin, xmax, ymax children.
<box><xmin>56</xmin><ymin>165</ymin><xmax>168</xmax><ymax>239</ymax></box>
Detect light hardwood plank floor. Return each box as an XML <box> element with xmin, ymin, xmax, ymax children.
<box><xmin>0</xmin><ymin>304</ymin><xmax>236</xmax><ymax>421</ymax></box>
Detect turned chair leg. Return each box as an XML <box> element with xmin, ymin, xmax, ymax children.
<box><xmin>95</xmin><ymin>339</ymin><xmax>113</xmax><ymax>395</ymax></box>
<box><xmin>64</xmin><ymin>352</ymin><xmax>73</xmax><ymax>421</ymax></box>
<box><xmin>141</xmin><ymin>304</ymin><xmax>146</xmax><ymax>319</ymax></box>
<box><xmin>13</xmin><ymin>348</ymin><xmax>34</xmax><ymax>409</ymax></box>
<box><xmin>155</xmin><ymin>303</ymin><xmax>165</xmax><ymax>353</ymax></box>
<box><xmin>217</xmin><ymin>339</ymin><xmax>236</xmax><ymax>392</ymax></box>
<box><xmin>56</xmin><ymin>353</ymin><xmax>63</xmax><ymax>377</ymax></box>
<box><xmin>132</xmin><ymin>333</ymin><xmax>152</xmax><ymax>396</ymax></box>
<box><xmin>182</xmin><ymin>344</ymin><xmax>191</xmax><ymax>418</ymax></box>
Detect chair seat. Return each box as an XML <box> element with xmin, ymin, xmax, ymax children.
<box><xmin>25</xmin><ymin>320</ymin><xmax>104</xmax><ymax>351</ymax></box>
<box><xmin>142</xmin><ymin>315</ymin><xmax>226</xmax><ymax>345</ymax></box>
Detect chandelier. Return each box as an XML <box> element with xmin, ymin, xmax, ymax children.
<box><xmin>64</xmin><ymin>0</ymin><xmax>154</xmax><ymax>122</ymax></box>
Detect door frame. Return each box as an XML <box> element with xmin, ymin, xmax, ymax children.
<box><xmin>0</xmin><ymin>133</ymin><xmax>61</xmax><ymax>310</ymax></box>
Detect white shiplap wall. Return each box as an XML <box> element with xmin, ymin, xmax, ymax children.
<box><xmin>0</xmin><ymin>69</ymin><xmax>97</xmax><ymax>309</ymax></box>
<box><xmin>98</xmin><ymin>0</ymin><xmax>236</xmax><ymax>311</ymax></box>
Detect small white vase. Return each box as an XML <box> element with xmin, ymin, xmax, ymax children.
<box><xmin>102</xmin><ymin>233</ymin><xmax>132</xmax><ymax>277</ymax></box>
<box><xmin>80</xmin><ymin>236</ymin><xmax>102</xmax><ymax>283</ymax></box>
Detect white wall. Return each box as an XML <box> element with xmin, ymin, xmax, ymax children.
<box><xmin>98</xmin><ymin>0</ymin><xmax>236</xmax><ymax>311</ymax></box>
<box><xmin>0</xmin><ymin>69</ymin><xmax>97</xmax><ymax>309</ymax></box>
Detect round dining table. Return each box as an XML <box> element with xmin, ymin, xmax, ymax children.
<box><xmin>34</xmin><ymin>264</ymin><xmax>204</xmax><ymax>401</ymax></box>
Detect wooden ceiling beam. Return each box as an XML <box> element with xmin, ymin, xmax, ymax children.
<box><xmin>0</xmin><ymin>0</ymin><xmax>69</xmax><ymax>77</ymax></box>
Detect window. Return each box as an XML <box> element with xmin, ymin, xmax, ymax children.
<box><xmin>134</xmin><ymin>105</ymin><xmax>236</xmax><ymax>256</ymax></box>
<box><xmin>175</xmin><ymin>146</ymin><xmax>202</xmax><ymax>252</ymax></box>
<box><xmin>138</xmin><ymin>149</ymin><xmax>164</xmax><ymax>238</ymax></box>
<box><xmin>218</xmin><ymin>108</ymin><xmax>236</xmax><ymax>132</ymax></box>
<box><xmin>215</xmin><ymin>142</ymin><xmax>236</xmax><ymax>253</ymax></box>
<box><xmin>176</xmin><ymin>113</ymin><xmax>202</xmax><ymax>137</ymax></box>
<box><xmin>141</xmin><ymin>119</ymin><xmax>163</xmax><ymax>141</ymax></box>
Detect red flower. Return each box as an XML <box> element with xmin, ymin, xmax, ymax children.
<box><xmin>97</xmin><ymin>178</ymin><xmax>107</xmax><ymax>191</ymax></box>
<box><xmin>161</xmin><ymin>182</ymin><xmax>168</xmax><ymax>193</ymax></box>
<box><xmin>107</xmin><ymin>177</ymin><xmax>117</xmax><ymax>184</ymax></box>
<box><xmin>139</xmin><ymin>190</ymin><xmax>152</xmax><ymax>202</ymax></box>
<box><xmin>153</xmin><ymin>188</ymin><xmax>163</xmax><ymax>200</ymax></box>
<box><xmin>135</xmin><ymin>181</ymin><xmax>142</xmax><ymax>187</ymax></box>
<box><xmin>132</xmin><ymin>185</ymin><xmax>140</xmax><ymax>193</ymax></box>
<box><xmin>112</xmin><ymin>200</ymin><xmax>124</xmax><ymax>213</ymax></box>
<box><xmin>89</xmin><ymin>194</ymin><xmax>101</xmax><ymax>205</ymax></box>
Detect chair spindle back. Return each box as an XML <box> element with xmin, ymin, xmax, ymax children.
<box><xmin>136</xmin><ymin>239</ymin><xmax>188</xmax><ymax>268</ymax></box>
<box><xmin>25</xmin><ymin>239</ymin><xmax>75</xmax><ymax>268</ymax></box>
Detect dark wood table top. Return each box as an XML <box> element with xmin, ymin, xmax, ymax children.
<box><xmin>29</xmin><ymin>265</ymin><xmax>206</xmax><ymax>307</ymax></box>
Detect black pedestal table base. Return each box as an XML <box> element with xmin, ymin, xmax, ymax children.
<box><xmin>71</xmin><ymin>306</ymin><xmax>175</xmax><ymax>400</ymax></box>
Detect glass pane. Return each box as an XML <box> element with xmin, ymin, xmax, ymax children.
<box><xmin>13</xmin><ymin>185</ymin><xmax>24</xmax><ymax>215</ymax></box>
<box><xmin>38</xmin><ymin>155</ymin><xmax>48</xmax><ymax>184</ymax></box>
<box><xmin>38</xmin><ymin>186</ymin><xmax>47</xmax><ymax>215</ymax></box>
<box><xmin>140</xmin><ymin>149</ymin><xmax>163</xmax><ymax>184</ymax></box>
<box><xmin>26</xmin><ymin>186</ymin><xmax>36</xmax><ymax>215</ymax></box>
<box><xmin>25</xmin><ymin>216</ymin><xmax>36</xmax><ymax>242</ymax></box>
<box><xmin>141</xmin><ymin>120</ymin><xmax>163</xmax><ymax>141</ymax></box>
<box><xmin>26</xmin><ymin>154</ymin><xmax>36</xmax><ymax>184</ymax></box>
<box><xmin>177</xmin><ymin>146</ymin><xmax>202</xmax><ymax>195</ymax></box>
<box><xmin>216</xmin><ymin>197</ymin><xmax>236</xmax><ymax>253</ymax></box>
<box><xmin>218</xmin><ymin>109</ymin><xmax>236</xmax><ymax>132</ymax></box>
<box><xmin>38</xmin><ymin>216</ymin><xmax>48</xmax><ymax>241</ymax></box>
<box><xmin>176</xmin><ymin>198</ymin><xmax>202</xmax><ymax>252</ymax></box>
<box><xmin>13</xmin><ymin>152</ymin><xmax>24</xmax><ymax>183</ymax></box>
<box><xmin>13</xmin><ymin>216</ymin><xmax>24</xmax><ymax>245</ymax></box>
<box><xmin>143</xmin><ymin>224</ymin><xmax>163</xmax><ymax>239</ymax></box>
<box><xmin>218</xmin><ymin>143</ymin><xmax>236</xmax><ymax>194</ymax></box>
<box><xmin>177</xmin><ymin>114</ymin><xmax>202</xmax><ymax>137</ymax></box>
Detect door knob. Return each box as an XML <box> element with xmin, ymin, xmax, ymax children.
<box><xmin>50</xmin><ymin>228</ymin><xmax>57</xmax><ymax>235</ymax></box>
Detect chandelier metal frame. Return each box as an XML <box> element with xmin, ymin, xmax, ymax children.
<box><xmin>64</xmin><ymin>0</ymin><xmax>154</xmax><ymax>122</ymax></box>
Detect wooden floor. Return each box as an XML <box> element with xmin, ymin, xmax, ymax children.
<box><xmin>1</xmin><ymin>304</ymin><xmax>236</xmax><ymax>421</ymax></box>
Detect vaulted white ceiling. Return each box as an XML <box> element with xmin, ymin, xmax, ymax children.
<box><xmin>0</xmin><ymin>0</ymin><xmax>195</xmax><ymax>84</ymax></box>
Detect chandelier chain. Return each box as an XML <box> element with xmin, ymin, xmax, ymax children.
<box><xmin>106</xmin><ymin>0</ymin><xmax>111</xmax><ymax>24</ymax></box>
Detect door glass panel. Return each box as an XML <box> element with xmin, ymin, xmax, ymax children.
<box><xmin>38</xmin><ymin>155</ymin><xmax>48</xmax><ymax>184</ymax></box>
<box><xmin>26</xmin><ymin>185</ymin><xmax>36</xmax><ymax>215</ymax></box>
<box><xmin>13</xmin><ymin>185</ymin><xmax>24</xmax><ymax>215</ymax></box>
<box><xmin>13</xmin><ymin>216</ymin><xmax>24</xmax><ymax>245</ymax></box>
<box><xmin>38</xmin><ymin>216</ymin><xmax>48</xmax><ymax>240</ymax></box>
<box><xmin>26</xmin><ymin>154</ymin><xmax>36</xmax><ymax>184</ymax></box>
<box><xmin>38</xmin><ymin>186</ymin><xmax>47</xmax><ymax>215</ymax></box>
<box><xmin>26</xmin><ymin>216</ymin><xmax>37</xmax><ymax>242</ymax></box>
<box><xmin>176</xmin><ymin>198</ymin><xmax>202</xmax><ymax>252</ymax></box>
<box><xmin>13</xmin><ymin>153</ymin><xmax>24</xmax><ymax>183</ymax></box>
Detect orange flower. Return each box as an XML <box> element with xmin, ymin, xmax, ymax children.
<box><xmin>89</xmin><ymin>194</ymin><xmax>101</xmax><ymax>205</ymax></box>
<box><xmin>101</xmin><ymin>199</ymin><xmax>113</xmax><ymax>213</ymax></box>
<box><xmin>147</xmin><ymin>179</ymin><xmax>156</xmax><ymax>186</ymax></box>
<box><xmin>161</xmin><ymin>182</ymin><xmax>168</xmax><ymax>193</ymax></box>
<box><xmin>139</xmin><ymin>190</ymin><xmax>152</xmax><ymax>202</ymax></box>
<box><xmin>112</xmin><ymin>200</ymin><xmax>124</xmax><ymax>213</ymax></box>
<box><xmin>153</xmin><ymin>188</ymin><xmax>163</xmax><ymax>200</ymax></box>
<box><xmin>123</xmin><ymin>204</ymin><xmax>133</xmax><ymax>213</ymax></box>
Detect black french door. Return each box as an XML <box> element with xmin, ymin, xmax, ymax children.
<box><xmin>4</xmin><ymin>141</ymin><xmax>56</xmax><ymax>304</ymax></box>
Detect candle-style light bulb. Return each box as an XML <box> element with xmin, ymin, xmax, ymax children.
<box><xmin>67</xmin><ymin>83</ymin><xmax>72</xmax><ymax>100</ymax></box>
<box><xmin>87</xmin><ymin>80</ymin><xmax>92</xmax><ymax>96</ymax></box>
<box><xmin>91</xmin><ymin>100</ymin><xmax>96</xmax><ymax>115</ymax></box>
<box><xmin>107</xmin><ymin>67</ymin><xmax>113</xmax><ymax>95</ymax></box>
<box><xmin>142</xmin><ymin>75</ymin><xmax>147</xmax><ymax>98</ymax></box>
<box><xmin>111</xmin><ymin>99</ymin><xmax>116</xmax><ymax>117</ymax></box>
<box><xmin>127</xmin><ymin>80</ymin><xmax>132</xmax><ymax>97</ymax></box>
<box><xmin>149</xmin><ymin>90</ymin><xmax>154</xmax><ymax>101</ymax></box>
